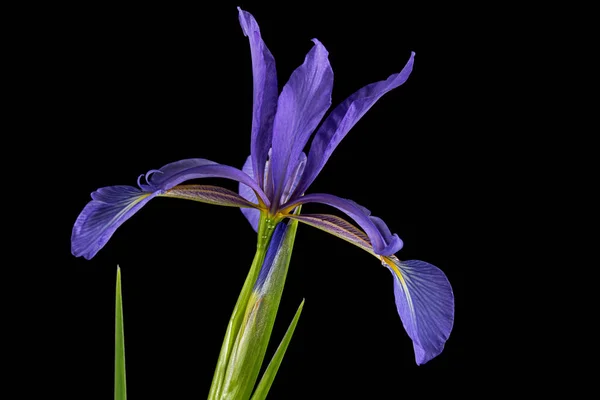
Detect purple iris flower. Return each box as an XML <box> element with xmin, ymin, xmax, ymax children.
<box><xmin>71</xmin><ymin>8</ymin><xmax>454</xmax><ymax>365</ymax></box>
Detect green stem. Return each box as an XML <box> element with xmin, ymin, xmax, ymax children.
<box><xmin>208</xmin><ymin>212</ymin><xmax>279</xmax><ymax>400</ymax></box>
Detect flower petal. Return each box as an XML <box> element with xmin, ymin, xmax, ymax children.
<box><xmin>280</xmin><ymin>152</ymin><xmax>306</xmax><ymax>204</ymax></box>
<box><xmin>287</xmin><ymin>213</ymin><xmax>373</xmax><ymax>254</ymax></box>
<box><xmin>142</xmin><ymin>158</ymin><xmax>269</xmax><ymax>205</ymax></box>
<box><xmin>294</xmin><ymin>52</ymin><xmax>415</xmax><ymax>196</ymax></box>
<box><xmin>239</xmin><ymin>155</ymin><xmax>261</xmax><ymax>231</ymax></box>
<box><xmin>271</xmin><ymin>39</ymin><xmax>333</xmax><ymax>208</ymax></box>
<box><xmin>283</xmin><ymin>193</ymin><xmax>402</xmax><ymax>255</ymax></box>
<box><xmin>238</xmin><ymin>8</ymin><xmax>278</xmax><ymax>190</ymax></box>
<box><xmin>384</xmin><ymin>256</ymin><xmax>454</xmax><ymax>365</ymax></box>
<box><xmin>286</xmin><ymin>211</ymin><xmax>452</xmax><ymax>364</ymax></box>
<box><xmin>74</xmin><ymin>158</ymin><xmax>270</xmax><ymax>259</ymax></box>
<box><xmin>368</xmin><ymin>216</ymin><xmax>403</xmax><ymax>254</ymax></box>
<box><xmin>71</xmin><ymin>186</ymin><xmax>156</xmax><ymax>259</ymax></box>
<box><xmin>161</xmin><ymin>185</ymin><xmax>259</xmax><ymax>208</ymax></box>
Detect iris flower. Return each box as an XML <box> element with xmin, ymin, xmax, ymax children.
<box><xmin>72</xmin><ymin>8</ymin><xmax>454</xmax><ymax>365</ymax></box>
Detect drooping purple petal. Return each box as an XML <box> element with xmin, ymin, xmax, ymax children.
<box><xmin>73</xmin><ymin>158</ymin><xmax>271</xmax><ymax>259</ymax></box>
<box><xmin>283</xmin><ymin>193</ymin><xmax>402</xmax><ymax>255</ymax></box>
<box><xmin>384</xmin><ymin>256</ymin><xmax>454</xmax><ymax>365</ymax></box>
<box><xmin>270</xmin><ymin>39</ymin><xmax>333</xmax><ymax>209</ymax></box>
<box><xmin>142</xmin><ymin>158</ymin><xmax>269</xmax><ymax>206</ymax></box>
<box><xmin>238</xmin><ymin>8</ymin><xmax>278</xmax><ymax>190</ymax></box>
<box><xmin>294</xmin><ymin>52</ymin><xmax>415</xmax><ymax>196</ymax></box>
<box><xmin>161</xmin><ymin>185</ymin><xmax>259</xmax><ymax>208</ymax></box>
<box><xmin>287</xmin><ymin>213</ymin><xmax>373</xmax><ymax>254</ymax></box>
<box><xmin>71</xmin><ymin>186</ymin><xmax>157</xmax><ymax>259</ymax></box>
<box><xmin>239</xmin><ymin>155</ymin><xmax>261</xmax><ymax>231</ymax></box>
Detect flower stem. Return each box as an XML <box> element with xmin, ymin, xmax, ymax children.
<box><xmin>207</xmin><ymin>212</ymin><xmax>278</xmax><ymax>399</ymax></box>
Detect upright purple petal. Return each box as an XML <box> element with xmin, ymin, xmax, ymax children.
<box><xmin>280</xmin><ymin>152</ymin><xmax>306</xmax><ymax>204</ymax></box>
<box><xmin>71</xmin><ymin>186</ymin><xmax>157</xmax><ymax>259</ymax></box>
<box><xmin>284</xmin><ymin>193</ymin><xmax>402</xmax><ymax>255</ymax></box>
<box><xmin>270</xmin><ymin>39</ymin><xmax>333</xmax><ymax>209</ymax></box>
<box><xmin>384</xmin><ymin>257</ymin><xmax>454</xmax><ymax>365</ymax></box>
<box><xmin>238</xmin><ymin>8</ymin><xmax>279</xmax><ymax>190</ymax></box>
<box><xmin>239</xmin><ymin>155</ymin><xmax>261</xmax><ymax>231</ymax></box>
<box><xmin>294</xmin><ymin>52</ymin><xmax>415</xmax><ymax>196</ymax></box>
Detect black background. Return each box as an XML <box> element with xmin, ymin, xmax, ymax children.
<box><xmin>23</xmin><ymin>1</ymin><xmax>500</xmax><ymax>398</ymax></box>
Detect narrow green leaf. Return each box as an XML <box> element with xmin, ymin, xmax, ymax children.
<box><xmin>251</xmin><ymin>299</ymin><xmax>305</xmax><ymax>400</ymax></box>
<box><xmin>115</xmin><ymin>266</ymin><xmax>126</xmax><ymax>400</ymax></box>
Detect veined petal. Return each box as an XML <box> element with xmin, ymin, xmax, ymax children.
<box><xmin>238</xmin><ymin>8</ymin><xmax>278</xmax><ymax>190</ymax></box>
<box><xmin>383</xmin><ymin>257</ymin><xmax>454</xmax><ymax>365</ymax></box>
<box><xmin>142</xmin><ymin>158</ymin><xmax>269</xmax><ymax>206</ymax></box>
<box><xmin>294</xmin><ymin>52</ymin><xmax>415</xmax><ymax>196</ymax></box>
<box><xmin>161</xmin><ymin>185</ymin><xmax>259</xmax><ymax>208</ymax></box>
<box><xmin>287</xmin><ymin>213</ymin><xmax>373</xmax><ymax>254</ymax></box>
<box><xmin>239</xmin><ymin>155</ymin><xmax>261</xmax><ymax>231</ymax></box>
<box><xmin>271</xmin><ymin>39</ymin><xmax>333</xmax><ymax>209</ymax></box>
<box><xmin>286</xmin><ymin>212</ymin><xmax>453</xmax><ymax>364</ymax></box>
<box><xmin>71</xmin><ymin>186</ymin><xmax>157</xmax><ymax>259</ymax></box>
<box><xmin>74</xmin><ymin>158</ymin><xmax>270</xmax><ymax>259</ymax></box>
<box><xmin>283</xmin><ymin>193</ymin><xmax>402</xmax><ymax>255</ymax></box>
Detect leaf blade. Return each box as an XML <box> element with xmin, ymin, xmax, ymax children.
<box><xmin>250</xmin><ymin>299</ymin><xmax>305</xmax><ymax>400</ymax></box>
<box><xmin>115</xmin><ymin>266</ymin><xmax>126</xmax><ymax>400</ymax></box>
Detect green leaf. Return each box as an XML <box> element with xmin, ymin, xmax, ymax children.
<box><xmin>251</xmin><ymin>299</ymin><xmax>305</xmax><ymax>400</ymax></box>
<box><xmin>115</xmin><ymin>266</ymin><xmax>126</xmax><ymax>400</ymax></box>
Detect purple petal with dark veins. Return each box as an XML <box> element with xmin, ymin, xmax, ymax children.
<box><xmin>294</xmin><ymin>52</ymin><xmax>415</xmax><ymax>196</ymax></box>
<box><xmin>284</xmin><ymin>193</ymin><xmax>402</xmax><ymax>255</ymax></box>
<box><xmin>270</xmin><ymin>39</ymin><xmax>333</xmax><ymax>208</ymax></box>
<box><xmin>71</xmin><ymin>186</ymin><xmax>157</xmax><ymax>259</ymax></box>
<box><xmin>143</xmin><ymin>158</ymin><xmax>269</xmax><ymax>205</ymax></box>
<box><xmin>384</xmin><ymin>256</ymin><xmax>454</xmax><ymax>365</ymax></box>
<box><xmin>161</xmin><ymin>185</ymin><xmax>259</xmax><ymax>208</ymax></box>
<box><xmin>238</xmin><ymin>8</ymin><xmax>278</xmax><ymax>190</ymax></box>
<box><xmin>287</xmin><ymin>213</ymin><xmax>373</xmax><ymax>254</ymax></box>
<box><xmin>73</xmin><ymin>158</ymin><xmax>270</xmax><ymax>259</ymax></box>
<box><xmin>239</xmin><ymin>155</ymin><xmax>261</xmax><ymax>231</ymax></box>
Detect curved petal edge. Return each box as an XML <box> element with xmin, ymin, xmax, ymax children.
<box><xmin>384</xmin><ymin>257</ymin><xmax>454</xmax><ymax>365</ymax></box>
<box><xmin>71</xmin><ymin>186</ymin><xmax>157</xmax><ymax>259</ymax></box>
